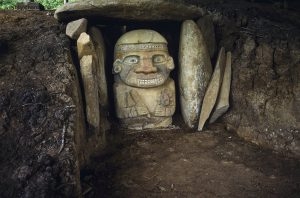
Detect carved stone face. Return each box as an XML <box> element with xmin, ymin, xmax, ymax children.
<box><xmin>113</xmin><ymin>30</ymin><xmax>174</xmax><ymax>88</ymax></box>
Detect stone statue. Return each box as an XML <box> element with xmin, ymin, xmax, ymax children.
<box><xmin>113</xmin><ymin>29</ymin><xmax>176</xmax><ymax>130</ymax></box>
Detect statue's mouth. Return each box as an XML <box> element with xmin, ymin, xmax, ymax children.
<box><xmin>137</xmin><ymin>77</ymin><xmax>164</xmax><ymax>86</ymax></box>
<box><xmin>124</xmin><ymin>73</ymin><xmax>168</xmax><ymax>87</ymax></box>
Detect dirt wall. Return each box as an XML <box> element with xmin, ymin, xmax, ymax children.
<box><xmin>0</xmin><ymin>11</ymin><xmax>87</xmax><ymax>197</ymax></box>
<box><xmin>209</xmin><ymin>3</ymin><xmax>300</xmax><ymax>157</ymax></box>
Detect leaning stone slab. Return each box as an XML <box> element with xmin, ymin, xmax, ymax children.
<box><xmin>88</xmin><ymin>27</ymin><xmax>108</xmax><ymax>109</ymax></box>
<box><xmin>179</xmin><ymin>20</ymin><xmax>213</xmax><ymax>128</ymax></box>
<box><xmin>198</xmin><ymin>47</ymin><xmax>226</xmax><ymax>131</ymax></box>
<box><xmin>209</xmin><ymin>51</ymin><xmax>232</xmax><ymax>123</ymax></box>
<box><xmin>55</xmin><ymin>0</ymin><xmax>204</xmax><ymax>22</ymax></box>
<box><xmin>66</xmin><ymin>18</ymin><xmax>88</xmax><ymax>40</ymax></box>
<box><xmin>197</xmin><ymin>15</ymin><xmax>217</xmax><ymax>58</ymax></box>
<box><xmin>80</xmin><ymin>55</ymin><xmax>100</xmax><ymax>131</ymax></box>
<box><xmin>77</xmin><ymin>32</ymin><xmax>94</xmax><ymax>59</ymax></box>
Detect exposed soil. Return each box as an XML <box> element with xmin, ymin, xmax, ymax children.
<box><xmin>0</xmin><ymin>10</ymin><xmax>82</xmax><ymax>197</ymax></box>
<box><xmin>82</xmin><ymin>119</ymin><xmax>300</xmax><ymax>198</ymax></box>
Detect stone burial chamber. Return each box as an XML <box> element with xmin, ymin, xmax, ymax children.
<box><xmin>1</xmin><ymin>0</ymin><xmax>299</xmax><ymax>197</ymax></box>
<box><xmin>55</xmin><ymin>0</ymin><xmax>300</xmax><ymax>172</ymax></box>
<box><xmin>59</xmin><ymin>0</ymin><xmax>231</xmax><ymax>132</ymax></box>
<box><xmin>56</xmin><ymin>0</ymin><xmax>300</xmax><ymax>161</ymax></box>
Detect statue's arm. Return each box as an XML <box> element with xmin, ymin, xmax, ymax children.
<box><xmin>115</xmin><ymin>86</ymin><xmax>149</xmax><ymax>118</ymax></box>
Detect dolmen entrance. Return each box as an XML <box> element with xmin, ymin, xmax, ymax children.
<box><xmin>54</xmin><ymin>0</ymin><xmax>232</xmax><ymax>132</ymax></box>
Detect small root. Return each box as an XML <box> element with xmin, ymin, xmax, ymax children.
<box><xmin>58</xmin><ymin>122</ymin><xmax>67</xmax><ymax>154</ymax></box>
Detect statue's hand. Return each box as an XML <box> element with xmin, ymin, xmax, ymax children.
<box><xmin>154</xmin><ymin>89</ymin><xmax>175</xmax><ymax>116</ymax></box>
<box><xmin>123</xmin><ymin>107</ymin><xmax>138</xmax><ymax>118</ymax></box>
<box><xmin>159</xmin><ymin>89</ymin><xmax>171</xmax><ymax>106</ymax></box>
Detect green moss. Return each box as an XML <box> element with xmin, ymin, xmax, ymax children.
<box><xmin>0</xmin><ymin>0</ymin><xmax>77</xmax><ymax>10</ymax></box>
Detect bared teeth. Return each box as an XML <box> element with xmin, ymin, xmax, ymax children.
<box><xmin>137</xmin><ymin>76</ymin><xmax>165</xmax><ymax>86</ymax></box>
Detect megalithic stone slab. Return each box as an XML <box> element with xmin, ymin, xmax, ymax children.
<box><xmin>209</xmin><ymin>52</ymin><xmax>232</xmax><ymax>123</ymax></box>
<box><xmin>179</xmin><ymin>20</ymin><xmax>213</xmax><ymax>128</ymax></box>
<box><xmin>197</xmin><ymin>15</ymin><xmax>217</xmax><ymax>58</ymax></box>
<box><xmin>55</xmin><ymin>0</ymin><xmax>204</xmax><ymax>22</ymax></box>
<box><xmin>66</xmin><ymin>18</ymin><xmax>87</xmax><ymax>40</ymax></box>
<box><xmin>88</xmin><ymin>27</ymin><xmax>108</xmax><ymax>109</ymax></box>
<box><xmin>198</xmin><ymin>47</ymin><xmax>226</xmax><ymax>131</ymax></box>
<box><xmin>80</xmin><ymin>55</ymin><xmax>100</xmax><ymax>130</ymax></box>
<box><xmin>77</xmin><ymin>32</ymin><xmax>95</xmax><ymax>59</ymax></box>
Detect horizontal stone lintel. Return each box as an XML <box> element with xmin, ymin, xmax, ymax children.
<box><xmin>54</xmin><ymin>0</ymin><xmax>205</xmax><ymax>22</ymax></box>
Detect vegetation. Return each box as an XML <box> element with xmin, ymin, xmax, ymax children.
<box><xmin>0</xmin><ymin>0</ymin><xmax>77</xmax><ymax>10</ymax></box>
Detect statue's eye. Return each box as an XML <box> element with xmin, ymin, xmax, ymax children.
<box><xmin>153</xmin><ymin>55</ymin><xmax>166</xmax><ymax>64</ymax></box>
<box><xmin>123</xmin><ymin>56</ymin><xmax>139</xmax><ymax>64</ymax></box>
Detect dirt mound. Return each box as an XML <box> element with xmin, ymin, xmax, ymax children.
<box><xmin>0</xmin><ymin>11</ymin><xmax>82</xmax><ymax>197</ymax></box>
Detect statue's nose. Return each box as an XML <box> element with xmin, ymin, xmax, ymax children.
<box><xmin>134</xmin><ymin>59</ymin><xmax>157</xmax><ymax>74</ymax></box>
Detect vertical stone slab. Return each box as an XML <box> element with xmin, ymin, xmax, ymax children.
<box><xmin>80</xmin><ymin>55</ymin><xmax>100</xmax><ymax>131</ymax></box>
<box><xmin>77</xmin><ymin>32</ymin><xmax>108</xmax><ymax>161</ymax></box>
<box><xmin>77</xmin><ymin>31</ymin><xmax>109</xmax><ymax>150</ymax></box>
<box><xmin>197</xmin><ymin>15</ymin><xmax>217</xmax><ymax>58</ymax></box>
<box><xmin>209</xmin><ymin>51</ymin><xmax>232</xmax><ymax>123</ymax></box>
<box><xmin>198</xmin><ymin>47</ymin><xmax>226</xmax><ymax>131</ymax></box>
<box><xmin>179</xmin><ymin>20</ymin><xmax>213</xmax><ymax>128</ymax></box>
<box><xmin>88</xmin><ymin>27</ymin><xmax>108</xmax><ymax>109</ymax></box>
<box><xmin>77</xmin><ymin>32</ymin><xmax>95</xmax><ymax>59</ymax></box>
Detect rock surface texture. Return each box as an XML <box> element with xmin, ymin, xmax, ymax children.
<box><xmin>198</xmin><ymin>47</ymin><xmax>226</xmax><ymax>131</ymax></box>
<box><xmin>80</xmin><ymin>55</ymin><xmax>100</xmax><ymax>132</ymax></box>
<box><xmin>179</xmin><ymin>20</ymin><xmax>212</xmax><ymax>128</ymax></box>
<box><xmin>209</xmin><ymin>52</ymin><xmax>232</xmax><ymax>123</ymax></box>
<box><xmin>54</xmin><ymin>0</ymin><xmax>204</xmax><ymax>22</ymax></box>
<box><xmin>66</xmin><ymin>18</ymin><xmax>87</xmax><ymax>40</ymax></box>
<box><xmin>76</xmin><ymin>28</ymin><xmax>109</xmax><ymax>140</ymax></box>
<box><xmin>197</xmin><ymin>15</ymin><xmax>217</xmax><ymax>58</ymax></box>
<box><xmin>77</xmin><ymin>32</ymin><xmax>94</xmax><ymax>59</ymax></box>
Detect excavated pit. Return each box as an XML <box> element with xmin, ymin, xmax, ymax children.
<box><xmin>0</xmin><ymin>0</ymin><xmax>300</xmax><ymax>196</ymax></box>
